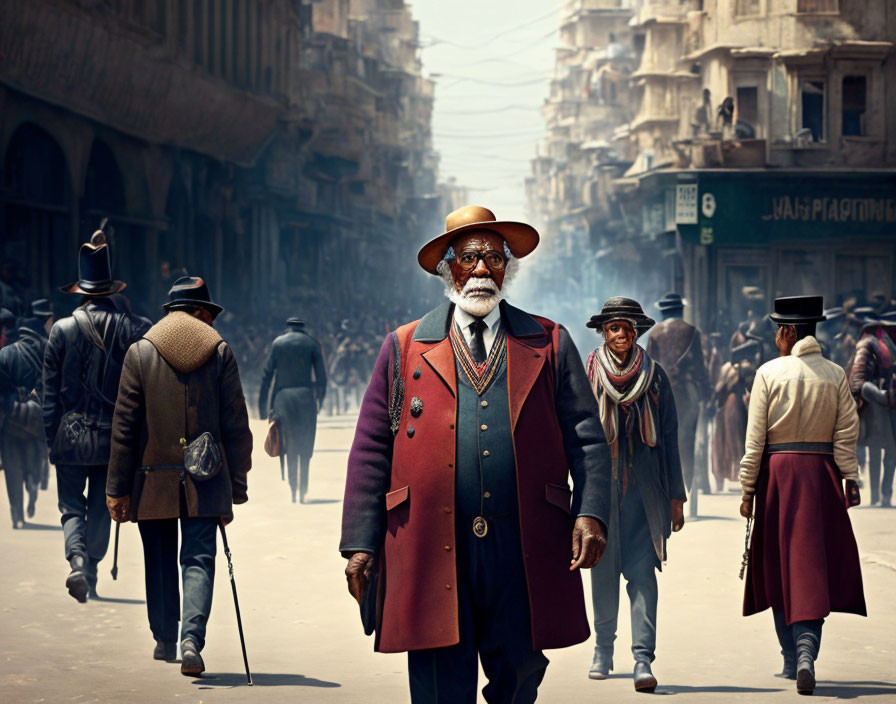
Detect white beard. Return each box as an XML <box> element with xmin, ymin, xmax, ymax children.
<box><xmin>437</xmin><ymin>257</ymin><xmax>517</xmax><ymax>317</ymax></box>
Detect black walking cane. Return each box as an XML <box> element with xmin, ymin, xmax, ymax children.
<box><xmin>110</xmin><ymin>523</ymin><xmax>120</xmax><ymax>580</ymax></box>
<box><xmin>220</xmin><ymin>523</ymin><xmax>252</xmax><ymax>685</ymax></box>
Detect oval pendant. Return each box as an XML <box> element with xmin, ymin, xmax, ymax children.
<box><xmin>472</xmin><ymin>516</ymin><xmax>488</xmax><ymax>538</ymax></box>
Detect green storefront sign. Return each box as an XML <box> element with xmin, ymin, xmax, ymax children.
<box><xmin>674</xmin><ymin>171</ymin><xmax>896</xmax><ymax>245</ymax></box>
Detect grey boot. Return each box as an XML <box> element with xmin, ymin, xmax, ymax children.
<box><xmin>180</xmin><ymin>639</ymin><xmax>205</xmax><ymax>677</ymax></box>
<box><xmin>633</xmin><ymin>660</ymin><xmax>657</xmax><ymax>693</ymax></box>
<box><xmin>589</xmin><ymin>647</ymin><xmax>613</xmax><ymax>680</ymax></box>
<box><xmin>795</xmin><ymin>624</ymin><xmax>821</xmax><ymax>695</ymax></box>
<box><xmin>65</xmin><ymin>554</ymin><xmax>89</xmax><ymax>603</ymax></box>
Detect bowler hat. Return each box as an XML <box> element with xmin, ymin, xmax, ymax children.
<box><xmin>60</xmin><ymin>237</ymin><xmax>127</xmax><ymax>296</ymax></box>
<box><xmin>769</xmin><ymin>296</ymin><xmax>826</xmax><ymax>325</ymax></box>
<box><xmin>286</xmin><ymin>317</ymin><xmax>305</xmax><ymax>327</ymax></box>
<box><xmin>587</xmin><ymin>297</ymin><xmax>655</xmax><ymax>333</ymax></box>
<box><xmin>163</xmin><ymin>276</ymin><xmax>223</xmax><ymax>318</ymax></box>
<box><xmin>417</xmin><ymin>205</ymin><xmax>540</xmax><ymax>275</ymax></box>
<box><xmin>656</xmin><ymin>292</ymin><xmax>685</xmax><ymax>311</ymax></box>
<box><xmin>30</xmin><ymin>299</ymin><xmax>53</xmax><ymax>319</ymax></box>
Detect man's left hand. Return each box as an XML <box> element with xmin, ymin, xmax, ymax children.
<box><xmin>106</xmin><ymin>495</ymin><xmax>130</xmax><ymax>523</ymax></box>
<box><xmin>670</xmin><ymin>499</ymin><xmax>685</xmax><ymax>532</ymax></box>
<box><xmin>570</xmin><ymin>516</ymin><xmax>606</xmax><ymax>571</ymax></box>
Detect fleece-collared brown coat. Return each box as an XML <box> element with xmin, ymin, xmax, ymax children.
<box><xmin>107</xmin><ymin>312</ymin><xmax>252</xmax><ymax>521</ymax></box>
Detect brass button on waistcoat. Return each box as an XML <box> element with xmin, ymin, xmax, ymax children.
<box><xmin>480</xmin><ymin>424</ymin><xmax>488</xmax><ymax>431</ymax></box>
<box><xmin>482</xmin><ymin>450</ymin><xmax>490</xmax><ymax>458</ymax></box>
<box><xmin>481</xmin><ymin>400</ymin><xmax>488</xmax><ymax>408</ymax></box>
<box><xmin>484</xmin><ymin>491</ymin><xmax>491</xmax><ymax>498</ymax></box>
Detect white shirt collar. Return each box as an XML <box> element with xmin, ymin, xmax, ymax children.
<box><xmin>453</xmin><ymin>304</ymin><xmax>501</xmax><ymax>332</ymax></box>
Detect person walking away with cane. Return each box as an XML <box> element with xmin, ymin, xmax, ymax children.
<box><xmin>106</xmin><ymin>276</ymin><xmax>253</xmax><ymax>675</ymax></box>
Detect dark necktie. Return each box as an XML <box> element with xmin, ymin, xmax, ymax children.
<box><xmin>469</xmin><ymin>318</ymin><xmax>487</xmax><ymax>364</ymax></box>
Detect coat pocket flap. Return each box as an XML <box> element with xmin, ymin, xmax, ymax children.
<box><xmin>385</xmin><ymin>485</ymin><xmax>410</xmax><ymax>511</ymax></box>
<box><xmin>545</xmin><ymin>483</ymin><xmax>572</xmax><ymax>514</ymax></box>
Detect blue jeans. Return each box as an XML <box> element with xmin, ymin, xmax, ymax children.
<box><xmin>56</xmin><ymin>464</ymin><xmax>111</xmax><ymax>564</ymax></box>
<box><xmin>138</xmin><ymin>516</ymin><xmax>218</xmax><ymax>649</ymax></box>
<box><xmin>590</xmin><ymin>481</ymin><xmax>660</xmax><ymax>664</ymax></box>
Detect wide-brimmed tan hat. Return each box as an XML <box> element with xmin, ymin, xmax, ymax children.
<box><xmin>417</xmin><ymin>205</ymin><xmax>540</xmax><ymax>275</ymax></box>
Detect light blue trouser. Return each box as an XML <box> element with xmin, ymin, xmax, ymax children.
<box><xmin>590</xmin><ymin>481</ymin><xmax>659</xmax><ymax>664</ymax></box>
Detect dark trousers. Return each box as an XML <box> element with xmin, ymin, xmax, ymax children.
<box><xmin>138</xmin><ymin>516</ymin><xmax>218</xmax><ymax>649</ymax></box>
<box><xmin>286</xmin><ymin>452</ymin><xmax>310</xmax><ymax>500</ymax></box>
<box><xmin>408</xmin><ymin>517</ymin><xmax>548</xmax><ymax>704</ymax></box>
<box><xmin>1</xmin><ymin>432</ymin><xmax>41</xmax><ymax>523</ymax></box>
<box><xmin>56</xmin><ymin>464</ymin><xmax>111</xmax><ymax>565</ymax></box>
<box><xmin>773</xmin><ymin>609</ymin><xmax>824</xmax><ymax>663</ymax></box>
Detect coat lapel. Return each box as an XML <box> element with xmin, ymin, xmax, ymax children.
<box><xmin>422</xmin><ymin>338</ymin><xmax>457</xmax><ymax>398</ymax></box>
<box><xmin>507</xmin><ymin>336</ymin><xmax>546</xmax><ymax>434</ymax></box>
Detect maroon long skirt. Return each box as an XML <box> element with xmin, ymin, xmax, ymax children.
<box><xmin>743</xmin><ymin>452</ymin><xmax>867</xmax><ymax>625</ymax></box>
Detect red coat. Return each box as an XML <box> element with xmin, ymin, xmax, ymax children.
<box><xmin>340</xmin><ymin>301</ymin><xmax>611</xmax><ymax>653</ymax></box>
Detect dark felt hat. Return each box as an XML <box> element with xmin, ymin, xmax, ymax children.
<box><xmin>60</xmin><ymin>235</ymin><xmax>127</xmax><ymax>296</ymax></box>
<box><xmin>286</xmin><ymin>317</ymin><xmax>305</xmax><ymax>327</ymax></box>
<box><xmin>587</xmin><ymin>297</ymin><xmax>655</xmax><ymax>332</ymax></box>
<box><xmin>163</xmin><ymin>276</ymin><xmax>223</xmax><ymax>318</ymax></box>
<box><xmin>30</xmin><ymin>299</ymin><xmax>53</xmax><ymax>318</ymax></box>
<box><xmin>769</xmin><ymin>296</ymin><xmax>826</xmax><ymax>324</ymax></box>
<box><xmin>417</xmin><ymin>205</ymin><xmax>539</xmax><ymax>275</ymax></box>
<box><xmin>0</xmin><ymin>308</ymin><xmax>15</xmax><ymax>330</ymax></box>
<box><xmin>656</xmin><ymin>292</ymin><xmax>685</xmax><ymax>311</ymax></box>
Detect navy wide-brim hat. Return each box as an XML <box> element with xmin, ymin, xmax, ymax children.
<box><xmin>769</xmin><ymin>295</ymin><xmax>826</xmax><ymax>324</ymax></box>
<box><xmin>587</xmin><ymin>296</ymin><xmax>655</xmax><ymax>332</ymax></box>
<box><xmin>656</xmin><ymin>292</ymin><xmax>685</xmax><ymax>311</ymax></box>
<box><xmin>163</xmin><ymin>276</ymin><xmax>224</xmax><ymax>318</ymax></box>
<box><xmin>60</xmin><ymin>241</ymin><xmax>127</xmax><ymax>296</ymax></box>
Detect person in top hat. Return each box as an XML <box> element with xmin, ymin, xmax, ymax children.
<box><xmin>740</xmin><ymin>295</ymin><xmax>865</xmax><ymax>695</ymax></box>
<box><xmin>584</xmin><ymin>297</ymin><xmax>686</xmax><ymax>692</ymax></box>
<box><xmin>259</xmin><ymin>317</ymin><xmax>327</xmax><ymax>503</ymax></box>
<box><xmin>847</xmin><ymin>308</ymin><xmax>896</xmax><ymax>506</ymax></box>
<box><xmin>0</xmin><ymin>299</ymin><xmax>54</xmax><ymax>527</ymax></box>
<box><xmin>42</xmin><ymin>231</ymin><xmax>150</xmax><ymax>602</ymax></box>
<box><xmin>646</xmin><ymin>293</ymin><xmax>710</xmax><ymax>514</ymax></box>
<box><xmin>340</xmin><ymin>205</ymin><xmax>612</xmax><ymax>703</ymax></box>
<box><xmin>106</xmin><ymin>275</ymin><xmax>252</xmax><ymax>674</ymax></box>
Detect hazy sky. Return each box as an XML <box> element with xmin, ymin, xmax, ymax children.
<box><xmin>408</xmin><ymin>1</ymin><xmax>563</xmax><ymax>221</ymax></box>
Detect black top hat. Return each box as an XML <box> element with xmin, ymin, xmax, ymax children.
<box><xmin>163</xmin><ymin>276</ymin><xmax>224</xmax><ymax>319</ymax></box>
<box><xmin>587</xmin><ymin>297</ymin><xmax>655</xmax><ymax>332</ymax></box>
<box><xmin>30</xmin><ymin>299</ymin><xmax>53</xmax><ymax>318</ymax></box>
<box><xmin>656</xmin><ymin>292</ymin><xmax>685</xmax><ymax>311</ymax></box>
<box><xmin>769</xmin><ymin>296</ymin><xmax>826</xmax><ymax>325</ymax></box>
<box><xmin>60</xmin><ymin>240</ymin><xmax>127</xmax><ymax>296</ymax></box>
<box><xmin>286</xmin><ymin>317</ymin><xmax>305</xmax><ymax>327</ymax></box>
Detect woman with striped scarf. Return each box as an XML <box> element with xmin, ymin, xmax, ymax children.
<box><xmin>584</xmin><ymin>297</ymin><xmax>687</xmax><ymax>693</ymax></box>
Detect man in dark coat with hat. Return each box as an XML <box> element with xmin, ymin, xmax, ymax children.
<box><xmin>340</xmin><ymin>205</ymin><xmax>612</xmax><ymax>703</ymax></box>
<box><xmin>259</xmin><ymin>317</ymin><xmax>327</xmax><ymax>503</ymax></box>
<box><xmin>740</xmin><ymin>295</ymin><xmax>864</xmax><ymax>695</ymax></box>
<box><xmin>584</xmin><ymin>297</ymin><xmax>686</xmax><ymax>692</ymax></box>
<box><xmin>106</xmin><ymin>276</ymin><xmax>252</xmax><ymax>674</ymax></box>
<box><xmin>42</xmin><ymin>233</ymin><xmax>150</xmax><ymax>602</ymax></box>
<box><xmin>0</xmin><ymin>299</ymin><xmax>55</xmax><ymax>526</ymax></box>
<box><xmin>646</xmin><ymin>293</ymin><xmax>710</xmax><ymax>514</ymax></box>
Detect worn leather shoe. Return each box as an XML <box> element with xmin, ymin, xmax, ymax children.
<box><xmin>588</xmin><ymin>648</ymin><xmax>613</xmax><ymax>680</ymax></box>
<box><xmin>65</xmin><ymin>555</ymin><xmax>89</xmax><ymax>603</ymax></box>
<box><xmin>180</xmin><ymin>639</ymin><xmax>205</xmax><ymax>677</ymax></box>
<box><xmin>796</xmin><ymin>660</ymin><xmax>815</xmax><ymax>695</ymax></box>
<box><xmin>634</xmin><ymin>661</ymin><xmax>657</xmax><ymax>693</ymax></box>
<box><xmin>153</xmin><ymin>641</ymin><xmax>177</xmax><ymax>661</ymax></box>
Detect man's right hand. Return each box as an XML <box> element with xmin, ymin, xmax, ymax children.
<box><xmin>345</xmin><ymin>552</ymin><xmax>375</xmax><ymax>604</ymax></box>
<box><xmin>740</xmin><ymin>495</ymin><xmax>754</xmax><ymax>519</ymax></box>
<box><xmin>106</xmin><ymin>495</ymin><xmax>130</xmax><ymax>523</ymax></box>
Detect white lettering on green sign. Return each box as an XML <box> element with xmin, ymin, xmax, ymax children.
<box><xmin>761</xmin><ymin>196</ymin><xmax>896</xmax><ymax>223</ymax></box>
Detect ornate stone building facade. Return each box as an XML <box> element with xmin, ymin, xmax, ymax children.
<box><xmin>528</xmin><ymin>0</ymin><xmax>896</xmax><ymax>338</ymax></box>
<box><xmin>0</xmin><ymin>0</ymin><xmax>442</xmax><ymax>322</ymax></box>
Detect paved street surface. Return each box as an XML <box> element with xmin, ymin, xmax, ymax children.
<box><xmin>2</xmin><ymin>415</ymin><xmax>896</xmax><ymax>703</ymax></box>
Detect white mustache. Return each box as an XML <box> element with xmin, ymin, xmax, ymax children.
<box><xmin>461</xmin><ymin>278</ymin><xmax>499</xmax><ymax>297</ymax></box>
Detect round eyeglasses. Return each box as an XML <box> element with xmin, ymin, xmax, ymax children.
<box><xmin>456</xmin><ymin>250</ymin><xmax>507</xmax><ymax>271</ymax></box>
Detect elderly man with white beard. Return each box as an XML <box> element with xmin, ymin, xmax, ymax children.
<box><xmin>340</xmin><ymin>205</ymin><xmax>613</xmax><ymax>704</ymax></box>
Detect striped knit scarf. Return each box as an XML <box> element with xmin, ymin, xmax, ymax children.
<box><xmin>587</xmin><ymin>344</ymin><xmax>657</xmax><ymax>480</ymax></box>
